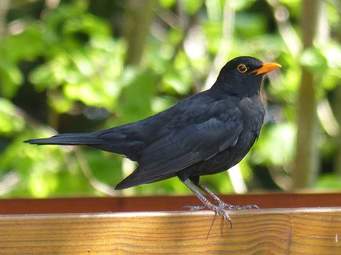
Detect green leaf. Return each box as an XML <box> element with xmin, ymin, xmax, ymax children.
<box><xmin>252</xmin><ymin>123</ymin><xmax>296</xmax><ymax>166</ymax></box>
<box><xmin>316</xmin><ymin>174</ymin><xmax>341</xmax><ymax>190</ymax></box>
<box><xmin>117</xmin><ymin>69</ymin><xmax>158</xmax><ymax>123</ymax></box>
<box><xmin>235</xmin><ymin>13</ymin><xmax>267</xmax><ymax>38</ymax></box>
<box><xmin>0</xmin><ymin>61</ymin><xmax>23</xmax><ymax>98</ymax></box>
<box><xmin>231</xmin><ymin>0</ymin><xmax>257</xmax><ymax>11</ymax></box>
<box><xmin>300</xmin><ymin>47</ymin><xmax>328</xmax><ymax>72</ymax></box>
<box><xmin>159</xmin><ymin>0</ymin><xmax>176</xmax><ymax>8</ymax></box>
<box><xmin>0</xmin><ymin>98</ymin><xmax>25</xmax><ymax>135</ymax></box>
<box><xmin>182</xmin><ymin>0</ymin><xmax>203</xmax><ymax>15</ymax></box>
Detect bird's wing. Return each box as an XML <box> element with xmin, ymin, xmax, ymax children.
<box><xmin>115</xmin><ymin>106</ymin><xmax>243</xmax><ymax>189</ymax></box>
<box><xmin>95</xmin><ymin>92</ymin><xmax>218</xmax><ymax>160</ymax></box>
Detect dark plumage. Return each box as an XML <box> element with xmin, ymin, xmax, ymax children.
<box><xmin>26</xmin><ymin>56</ymin><xmax>280</xmax><ymax>222</ymax></box>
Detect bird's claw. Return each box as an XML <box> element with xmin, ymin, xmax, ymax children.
<box><xmin>184</xmin><ymin>203</ymin><xmax>258</xmax><ymax>228</ymax></box>
<box><xmin>183</xmin><ymin>205</ymin><xmax>206</xmax><ymax>211</ymax></box>
<box><xmin>212</xmin><ymin>204</ymin><xmax>232</xmax><ymax>228</ymax></box>
<box><xmin>219</xmin><ymin>203</ymin><xmax>259</xmax><ymax>210</ymax></box>
<box><xmin>184</xmin><ymin>204</ymin><xmax>232</xmax><ymax>227</ymax></box>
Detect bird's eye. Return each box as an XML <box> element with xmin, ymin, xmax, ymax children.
<box><xmin>237</xmin><ymin>64</ymin><xmax>248</xmax><ymax>73</ymax></box>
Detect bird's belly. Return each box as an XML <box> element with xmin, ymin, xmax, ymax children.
<box><xmin>185</xmin><ymin>131</ymin><xmax>257</xmax><ymax>177</ymax></box>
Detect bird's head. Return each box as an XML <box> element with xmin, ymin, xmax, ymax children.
<box><xmin>215</xmin><ymin>56</ymin><xmax>281</xmax><ymax>97</ymax></box>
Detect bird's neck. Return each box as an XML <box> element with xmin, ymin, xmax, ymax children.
<box><xmin>211</xmin><ymin>80</ymin><xmax>261</xmax><ymax>98</ymax></box>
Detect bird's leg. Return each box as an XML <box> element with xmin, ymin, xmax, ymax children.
<box><xmin>198</xmin><ymin>185</ymin><xmax>225</xmax><ymax>205</ymax></box>
<box><xmin>183</xmin><ymin>179</ymin><xmax>232</xmax><ymax>226</ymax></box>
<box><xmin>184</xmin><ymin>184</ymin><xmax>226</xmax><ymax>210</ymax></box>
<box><xmin>185</xmin><ymin>176</ymin><xmax>259</xmax><ymax>210</ymax></box>
<box><xmin>183</xmin><ymin>176</ymin><xmax>207</xmax><ymax>211</ymax></box>
<box><xmin>198</xmin><ymin>184</ymin><xmax>259</xmax><ymax>210</ymax></box>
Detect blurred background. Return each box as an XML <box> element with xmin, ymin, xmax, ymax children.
<box><xmin>0</xmin><ymin>0</ymin><xmax>340</xmax><ymax>198</ymax></box>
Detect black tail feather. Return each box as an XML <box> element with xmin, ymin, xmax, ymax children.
<box><xmin>25</xmin><ymin>127</ymin><xmax>143</xmax><ymax>161</ymax></box>
<box><xmin>24</xmin><ymin>133</ymin><xmax>102</xmax><ymax>145</ymax></box>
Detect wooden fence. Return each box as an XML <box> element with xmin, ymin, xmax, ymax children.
<box><xmin>1</xmin><ymin>193</ymin><xmax>341</xmax><ymax>254</ymax></box>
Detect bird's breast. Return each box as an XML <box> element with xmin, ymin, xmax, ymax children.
<box><xmin>239</xmin><ymin>95</ymin><xmax>265</xmax><ymax>132</ymax></box>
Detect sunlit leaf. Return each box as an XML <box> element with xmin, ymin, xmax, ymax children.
<box><xmin>231</xmin><ymin>0</ymin><xmax>257</xmax><ymax>11</ymax></box>
<box><xmin>300</xmin><ymin>47</ymin><xmax>328</xmax><ymax>72</ymax></box>
<box><xmin>252</xmin><ymin>123</ymin><xmax>296</xmax><ymax>166</ymax></box>
<box><xmin>0</xmin><ymin>61</ymin><xmax>23</xmax><ymax>97</ymax></box>
<box><xmin>182</xmin><ymin>0</ymin><xmax>203</xmax><ymax>15</ymax></box>
<box><xmin>0</xmin><ymin>98</ymin><xmax>25</xmax><ymax>135</ymax></box>
<box><xmin>159</xmin><ymin>0</ymin><xmax>176</xmax><ymax>8</ymax></box>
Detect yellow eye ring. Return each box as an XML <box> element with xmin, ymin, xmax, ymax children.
<box><xmin>237</xmin><ymin>64</ymin><xmax>248</xmax><ymax>73</ymax></box>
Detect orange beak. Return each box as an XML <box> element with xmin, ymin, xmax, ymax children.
<box><xmin>252</xmin><ymin>62</ymin><xmax>281</xmax><ymax>75</ymax></box>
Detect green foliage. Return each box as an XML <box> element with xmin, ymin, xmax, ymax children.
<box><xmin>0</xmin><ymin>98</ymin><xmax>25</xmax><ymax>135</ymax></box>
<box><xmin>182</xmin><ymin>0</ymin><xmax>204</xmax><ymax>15</ymax></box>
<box><xmin>300</xmin><ymin>47</ymin><xmax>328</xmax><ymax>72</ymax></box>
<box><xmin>252</xmin><ymin>123</ymin><xmax>295</xmax><ymax>166</ymax></box>
<box><xmin>316</xmin><ymin>174</ymin><xmax>341</xmax><ymax>190</ymax></box>
<box><xmin>28</xmin><ymin>4</ymin><xmax>125</xmax><ymax>111</ymax></box>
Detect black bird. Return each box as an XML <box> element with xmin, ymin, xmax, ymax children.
<box><xmin>26</xmin><ymin>56</ymin><xmax>280</xmax><ymax>221</ymax></box>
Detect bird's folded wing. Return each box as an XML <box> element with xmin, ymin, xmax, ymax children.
<box><xmin>135</xmin><ymin>108</ymin><xmax>243</xmax><ymax>181</ymax></box>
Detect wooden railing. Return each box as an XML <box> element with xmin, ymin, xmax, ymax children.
<box><xmin>1</xmin><ymin>193</ymin><xmax>341</xmax><ymax>254</ymax></box>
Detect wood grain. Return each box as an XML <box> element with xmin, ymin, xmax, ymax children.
<box><xmin>1</xmin><ymin>208</ymin><xmax>341</xmax><ymax>254</ymax></box>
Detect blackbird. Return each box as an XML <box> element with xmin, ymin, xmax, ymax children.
<box><xmin>26</xmin><ymin>56</ymin><xmax>280</xmax><ymax>221</ymax></box>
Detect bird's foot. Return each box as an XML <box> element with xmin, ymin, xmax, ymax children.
<box><xmin>211</xmin><ymin>203</ymin><xmax>232</xmax><ymax>228</ymax></box>
<box><xmin>199</xmin><ymin>185</ymin><xmax>258</xmax><ymax>210</ymax></box>
<box><xmin>183</xmin><ymin>205</ymin><xmax>206</xmax><ymax>211</ymax></box>
<box><xmin>219</xmin><ymin>203</ymin><xmax>259</xmax><ymax>210</ymax></box>
<box><xmin>184</xmin><ymin>204</ymin><xmax>232</xmax><ymax>227</ymax></box>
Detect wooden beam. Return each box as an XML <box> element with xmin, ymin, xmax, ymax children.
<box><xmin>1</xmin><ymin>193</ymin><xmax>341</xmax><ymax>213</ymax></box>
<box><xmin>1</xmin><ymin>208</ymin><xmax>341</xmax><ymax>254</ymax></box>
